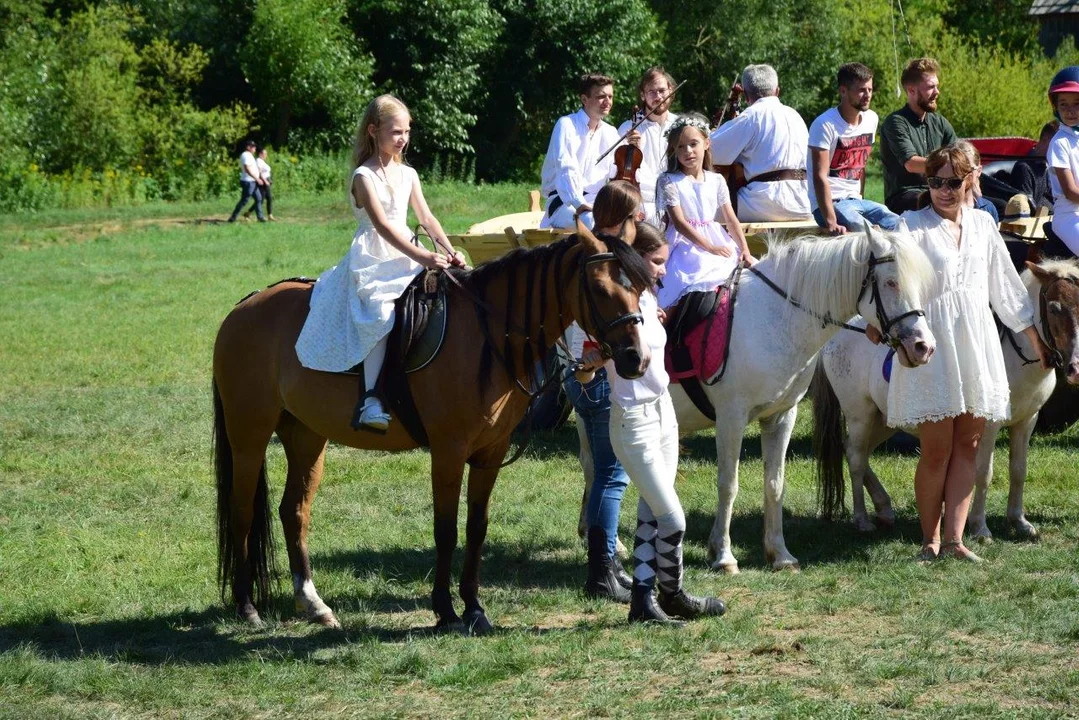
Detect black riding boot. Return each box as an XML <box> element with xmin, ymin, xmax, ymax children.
<box><xmin>658</xmin><ymin>589</ymin><xmax>727</xmax><ymax>620</ymax></box>
<box><xmin>585</xmin><ymin>526</ymin><xmax>631</xmax><ymax>603</ymax></box>
<box><xmin>628</xmin><ymin>583</ymin><xmax>684</xmax><ymax>626</ymax></box>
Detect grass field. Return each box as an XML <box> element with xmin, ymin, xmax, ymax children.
<box><xmin>2</xmin><ymin>184</ymin><xmax>1079</xmax><ymax>718</ymax></box>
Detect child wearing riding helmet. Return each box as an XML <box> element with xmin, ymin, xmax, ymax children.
<box><xmin>578</xmin><ymin>219</ymin><xmax>728</xmax><ymax>625</ymax></box>
<box><xmin>1047</xmin><ymin>66</ymin><xmax>1079</xmax><ymax>256</ymax></box>
<box><xmin>655</xmin><ymin>113</ymin><xmax>756</xmax><ymax>310</ymax></box>
<box><xmin>296</xmin><ymin>95</ymin><xmax>466</xmax><ymax>432</ymax></box>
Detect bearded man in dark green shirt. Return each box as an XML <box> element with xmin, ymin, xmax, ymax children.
<box><xmin>880</xmin><ymin>57</ymin><xmax>958</xmax><ymax>213</ymax></box>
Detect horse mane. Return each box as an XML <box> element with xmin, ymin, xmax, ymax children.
<box><xmin>1025</xmin><ymin>257</ymin><xmax>1079</xmax><ymax>291</ymax></box>
<box><xmin>762</xmin><ymin>229</ymin><xmax>934</xmax><ymax>323</ymax></box>
<box><xmin>449</xmin><ymin>233</ymin><xmax>652</xmax><ymax>390</ymax></box>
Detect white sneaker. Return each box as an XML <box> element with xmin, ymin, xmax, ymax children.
<box><xmin>357</xmin><ymin>398</ymin><xmax>390</xmax><ymax>433</ymax></box>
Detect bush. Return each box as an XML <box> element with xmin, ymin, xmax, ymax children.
<box><xmin>242</xmin><ymin>0</ymin><xmax>374</xmax><ymax>149</ymax></box>
<box><xmin>349</xmin><ymin>0</ymin><xmax>502</xmax><ymax>169</ymax></box>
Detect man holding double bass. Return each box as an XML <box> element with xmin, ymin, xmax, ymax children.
<box><xmin>618</xmin><ymin>67</ymin><xmax>680</xmax><ymax>226</ymax></box>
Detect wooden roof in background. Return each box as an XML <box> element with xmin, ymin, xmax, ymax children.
<box><xmin>1031</xmin><ymin>0</ymin><xmax>1079</xmax><ymax>16</ymax></box>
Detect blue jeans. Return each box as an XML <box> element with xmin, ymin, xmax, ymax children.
<box><xmin>562</xmin><ymin>368</ymin><xmax>629</xmax><ymax>558</ymax></box>
<box><xmin>814</xmin><ymin>198</ymin><xmax>900</xmax><ymax>232</ymax></box>
<box><xmin>229</xmin><ymin>180</ymin><xmax>265</xmax><ymax>222</ymax></box>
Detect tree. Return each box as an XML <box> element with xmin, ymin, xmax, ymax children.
<box><xmin>242</xmin><ymin>0</ymin><xmax>374</xmax><ymax>148</ymax></box>
<box><xmin>349</xmin><ymin>0</ymin><xmax>502</xmax><ymax>171</ymax></box>
<box><xmin>473</xmin><ymin>0</ymin><xmax>662</xmax><ymax>182</ymax></box>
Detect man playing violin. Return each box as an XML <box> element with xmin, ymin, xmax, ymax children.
<box><xmin>539</xmin><ymin>73</ymin><xmax>621</xmax><ymax>229</ymax></box>
<box><xmin>709</xmin><ymin>64</ymin><xmax>811</xmax><ymax>222</ymax></box>
<box><xmin>619</xmin><ymin>66</ymin><xmax>680</xmax><ymax>226</ymax></box>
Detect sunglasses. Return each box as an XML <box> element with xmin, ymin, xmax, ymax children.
<box><xmin>927</xmin><ymin>176</ymin><xmax>966</xmax><ymax>190</ymax></box>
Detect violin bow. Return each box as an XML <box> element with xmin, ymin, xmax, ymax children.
<box><xmin>595</xmin><ymin>79</ymin><xmax>687</xmax><ymax>165</ymax></box>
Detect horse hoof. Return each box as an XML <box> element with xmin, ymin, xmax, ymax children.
<box><xmin>1013</xmin><ymin>520</ymin><xmax>1039</xmax><ymax>541</ymax></box>
<box><xmin>972</xmin><ymin>533</ymin><xmax>994</xmax><ymax>545</ymax></box>
<box><xmin>435</xmin><ymin>614</ymin><xmax>463</xmax><ymax>633</ymax></box>
<box><xmin>875</xmin><ymin>514</ymin><xmax>896</xmax><ymax>529</ymax></box>
<box><xmin>313</xmin><ymin>611</ymin><xmax>342</xmax><ymax>630</ymax></box>
<box><xmin>711</xmin><ymin>561</ymin><xmax>740</xmax><ymax>575</ymax></box>
<box><xmin>854</xmin><ymin>518</ymin><xmax>875</xmax><ymax>533</ymax></box>
<box><xmin>773</xmin><ymin>561</ymin><xmax>801</xmax><ymax>573</ymax></box>
<box><xmin>462</xmin><ymin>610</ymin><xmax>494</xmax><ymax>636</ymax></box>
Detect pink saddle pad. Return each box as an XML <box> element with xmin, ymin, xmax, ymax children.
<box><xmin>665</xmin><ymin>287</ymin><xmax>733</xmax><ymax>383</ymax></box>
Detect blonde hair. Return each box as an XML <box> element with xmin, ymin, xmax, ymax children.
<box><xmin>352</xmin><ymin>95</ymin><xmax>411</xmax><ymax>170</ymax></box>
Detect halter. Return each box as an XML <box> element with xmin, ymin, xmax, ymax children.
<box><xmin>1039</xmin><ymin>276</ymin><xmax>1078</xmax><ymax>370</ymax></box>
<box><xmin>855</xmin><ymin>253</ymin><xmax>926</xmax><ymax>349</ymax></box>
<box><xmin>577</xmin><ymin>251</ymin><xmax>645</xmax><ymax>358</ymax></box>
<box><xmin>749</xmin><ymin>252</ymin><xmax>925</xmax><ymax>349</ymax></box>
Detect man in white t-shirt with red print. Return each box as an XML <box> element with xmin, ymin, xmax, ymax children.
<box><xmin>808</xmin><ymin>63</ymin><xmax>899</xmax><ymax>235</ymax></box>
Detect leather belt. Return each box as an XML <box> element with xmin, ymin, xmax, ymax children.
<box><xmin>546</xmin><ymin>191</ymin><xmax>564</xmax><ymax>217</ymax></box>
<box><xmin>745</xmin><ymin>168</ymin><xmax>807</xmax><ymax>185</ymax></box>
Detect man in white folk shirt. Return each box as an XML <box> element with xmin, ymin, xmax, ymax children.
<box><xmin>540</xmin><ymin>73</ymin><xmax>620</xmax><ymax>229</ymax></box>
<box><xmin>808</xmin><ymin>62</ymin><xmax>900</xmax><ymax>235</ymax></box>
<box><xmin>709</xmin><ymin>64</ymin><xmax>811</xmax><ymax>222</ymax></box>
<box><xmin>619</xmin><ymin>66</ymin><xmax>679</xmax><ymax>227</ymax></box>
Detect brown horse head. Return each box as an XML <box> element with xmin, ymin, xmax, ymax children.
<box><xmin>573</xmin><ymin>218</ymin><xmax>651</xmax><ymax>379</ymax></box>
<box><xmin>1027</xmin><ymin>259</ymin><xmax>1079</xmax><ymax>384</ymax></box>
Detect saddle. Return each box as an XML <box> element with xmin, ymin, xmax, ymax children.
<box><xmin>343</xmin><ymin>270</ymin><xmax>451</xmax><ymax>445</ymax></box>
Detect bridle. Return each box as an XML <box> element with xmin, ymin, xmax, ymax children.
<box><xmin>855</xmin><ymin>253</ymin><xmax>926</xmax><ymax>349</ymax></box>
<box><xmin>577</xmin><ymin>251</ymin><xmax>645</xmax><ymax>359</ymax></box>
<box><xmin>749</xmin><ymin>252</ymin><xmax>925</xmax><ymax>349</ymax></box>
<box><xmin>1007</xmin><ymin>276</ymin><xmax>1078</xmax><ymax>370</ymax></box>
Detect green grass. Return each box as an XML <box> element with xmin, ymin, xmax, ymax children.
<box><xmin>1</xmin><ymin>185</ymin><xmax>1078</xmax><ymax>718</ymax></box>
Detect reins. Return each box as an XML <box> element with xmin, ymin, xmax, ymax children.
<box><xmin>1002</xmin><ymin>276</ymin><xmax>1074</xmax><ymax>370</ymax></box>
<box><xmin>748</xmin><ymin>251</ymin><xmax>924</xmax><ymax>350</ymax></box>
<box><xmin>426</xmin><ymin>229</ymin><xmax>643</xmax><ymax>468</ymax></box>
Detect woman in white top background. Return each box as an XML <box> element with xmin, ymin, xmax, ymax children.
<box><xmin>295</xmin><ymin>95</ymin><xmax>466</xmax><ymax>432</ymax></box>
<box><xmin>881</xmin><ymin>145</ymin><xmax>1051</xmax><ymax>562</ymax></box>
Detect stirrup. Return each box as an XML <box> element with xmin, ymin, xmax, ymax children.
<box><xmin>351</xmin><ymin>392</ymin><xmax>390</xmax><ymax>434</ymax></box>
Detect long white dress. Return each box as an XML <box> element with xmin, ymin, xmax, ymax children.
<box><xmin>655</xmin><ymin>170</ymin><xmax>740</xmax><ymax>308</ymax></box>
<box><xmin>887</xmin><ymin>206</ymin><xmax>1034</xmax><ymax>427</ymax></box>
<box><xmin>295</xmin><ymin>165</ymin><xmax>423</xmax><ymax>372</ymax></box>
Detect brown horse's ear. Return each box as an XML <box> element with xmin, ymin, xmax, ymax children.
<box><xmin>576</xmin><ymin>217</ymin><xmax>605</xmax><ymax>254</ymax></box>
<box><xmin>1026</xmin><ymin>260</ymin><xmax>1055</xmax><ymax>285</ymax></box>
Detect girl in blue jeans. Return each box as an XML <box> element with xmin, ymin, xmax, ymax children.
<box><xmin>563</xmin><ymin>180</ymin><xmax>642</xmax><ymax>603</ymax></box>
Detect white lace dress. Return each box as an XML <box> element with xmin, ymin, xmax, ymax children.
<box><xmin>887</xmin><ymin>206</ymin><xmax>1034</xmax><ymax>427</ymax></box>
<box><xmin>295</xmin><ymin>165</ymin><xmax>423</xmax><ymax>372</ymax></box>
<box><xmin>655</xmin><ymin>170</ymin><xmax>740</xmax><ymax>308</ymax></box>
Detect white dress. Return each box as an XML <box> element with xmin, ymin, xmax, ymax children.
<box><xmin>887</xmin><ymin>206</ymin><xmax>1034</xmax><ymax>427</ymax></box>
<box><xmin>295</xmin><ymin>165</ymin><xmax>423</xmax><ymax>372</ymax></box>
<box><xmin>655</xmin><ymin>170</ymin><xmax>740</xmax><ymax>308</ymax></box>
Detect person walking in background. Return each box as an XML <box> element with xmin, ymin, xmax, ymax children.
<box><xmin>228</xmin><ymin>139</ymin><xmax>266</xmax><ymax>223</ymax></box>
<box><xmin>244</xmin><ymin>147</ymin><xmax>276</xmax><ymax>221</ymax></box>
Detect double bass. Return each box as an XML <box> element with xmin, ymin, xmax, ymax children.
<box><xmin>712</xmin><ymin>78</ymin><xmax>746</xmax><ymax>210</ymax></box>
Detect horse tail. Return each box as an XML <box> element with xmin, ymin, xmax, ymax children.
<box><xmin>812</xmin><ymin>358</ymin><xmax>847</xmax><ymax>521</ymax></box>
<box><xmin>214</xmin><ymin>379</ymin><xmax>276</xmax><ymax>608</ymax></box>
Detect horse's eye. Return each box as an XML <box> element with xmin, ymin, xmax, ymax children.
<box><xmin>1049</xmin><ymin>300</ymin><xmax>1064</xmax><ymax>315</ymax></box>
<box><xmin>886</xmin><ymin>279</ymin><xmax>898</xmax><ymax>290</ymax></box>
<box><xmin>618</xmin><ymin>270</ymin><xmax>633</xmax><ymax>289</ymax></box>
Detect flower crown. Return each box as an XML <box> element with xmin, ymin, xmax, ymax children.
<box><xmin>664</xmin><ymin>115</ymin><xmax>711</xmax><ymax>138</ymax></box>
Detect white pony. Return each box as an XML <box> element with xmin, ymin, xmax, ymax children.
<box><xmin>813</xmin><ymin>258</ymin><xmax>1079</xmax><ymax>540</ymax></box>
<box><xmin>666</xmin><ymin>225</ymin><xmax>937</xmax><ymax>572</ymax></box>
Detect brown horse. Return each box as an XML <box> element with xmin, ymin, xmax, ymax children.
<box><xmin>212</xmin><ymin>225</ymin><xmax>651</xmax><ymax>633</ymax></box>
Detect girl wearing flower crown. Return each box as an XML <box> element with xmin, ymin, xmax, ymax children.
<box><xmin>655</xmin><ymin>113</ymin><xmax>756</xmax><ymax>309</ymax></box>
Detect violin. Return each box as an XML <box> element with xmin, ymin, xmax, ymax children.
<box><xmin>611</xmin><ymin>106</ymin><xmax>645</xmax><ymax>188</ymax></box>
